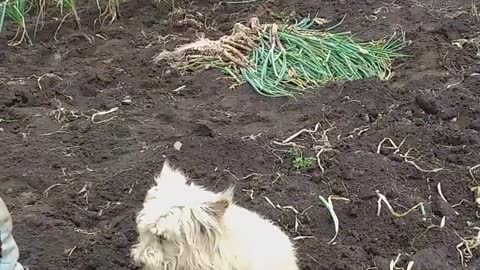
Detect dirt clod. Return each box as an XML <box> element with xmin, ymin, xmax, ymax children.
<box><xmin>415</xmin><ymin>94</ymin><xmax>439</xmax><ymax>115</ymax></box>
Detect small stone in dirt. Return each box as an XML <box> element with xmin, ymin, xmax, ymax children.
<box><xmin>0</xmin><ymin>127</ymin><xmax>4</xmax><ymax>132</ymax></box>
<box><xmin>343</xmin><ymin>167</ymin><xmax>366</xmax><ymax>181</ymax></box>
<box><xmin>174</xmin><ymin>141</ymin><xmax>182</xmax><ymax>151</ymax></box>
<box><xmin>362</xmin><ymin>114</ymin><xmax>370</xmax><ymax>122</ymax></box>
<box><xmin>439</xmin><ymin>109</ymin><xmax>456</xmax><ymax>120</ymax></box>
<box><xmin>96</xmin><ymin>73</ymin><xmax>113</xmax><ymax>83</ymax></box>
<box><xmin>469</xmin><ymin>119</ymin><xmax>480</xmax><ymax>131</ymax></box>
<box><xmin>415</xmin><ymin>95</ymin><xmax>438</xmax><ymax>114</ymax></box>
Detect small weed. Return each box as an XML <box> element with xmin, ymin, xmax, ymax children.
<box><xmin>289</xmin><ymin>147</ymin><xmax>316</xmax><ymax>171</ymax></box>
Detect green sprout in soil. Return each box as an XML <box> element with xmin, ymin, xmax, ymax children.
<box><xmin>154</xmin><ymin>16</ymin><xmax>405</xmax><ymax>97</ymax></box>
<box><xmin>289</xmin><ymin>147</ymin><xmax>316</xmax><ymax>171</ymax></box>
<box><xmin>0</xmin><ymin>0</ymin><xmax>32</xmax><ymax>46</ymax></box>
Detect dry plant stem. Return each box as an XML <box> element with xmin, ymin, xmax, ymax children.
<box><xmin>43</xmin><ymin>183</ymin><xmax>63</xmax><ymax>197</ymax></box>
<box><xmin>437</xmin><ymin>182</ymin><xmax>449</xmax><ymax>204</ymax></box>
<box><xmin>401</xmin><ymin>156</ymin><xmax>444</xmax><ymax>173</ymax></box>
<box><xmin>390</xmin><ymin>253</ymin><xmax>414</xmax><ymax>270</ymax></box>
<box><xmin>376</xmin><ymin>137</ymin><xmax>405</xmax><ymax>154</ymax></box>
<box><xmin>456</xmin><ymin>228</ymin><xmax>480</xmax><ymax>267</ymax></box>
<box><xmin>439</xmin><ymin>216</ymin><xmax>446</xmax><ymax>228</ymax></box>
<box><xmin>314</xmin><ymin>125</ymin><xmax>334</xmax><ymax>174</ymax></box>
<box><xmin>452</xmin><ymin>199</ymin><xmax>469</xmax><ymax>208</ymax></box>
<box><xmin>153</xmin><ymin>17</ymin><xmax>260</xmax><ymax>70</ymax></box>
<box><xmin>36</xmin><ymin>73</ymin><xmax>63</xmax><ymax>90</ymax></box>
<box><xmin>377</xmin><ymin>138</ymin><xmax>443</xmax><ymax>173</ymax></box>
<box><xmin>223</xmin><ymin>39</ymin><xmax>251</xmax><ymax>51</ymax></box>
<box><xmin>437</xmin><ymin>183</ymin><xmax>459</xmax><ymax>215</ymax></box>
<box><xmin>424</xmin><ymin>216</ymin><xmax>446</xmax><ymax>234</ymax></box>
<box><xmin>293</xmin><ymin>236</ymin><xmax>315</xmax><ymax>240</ymax></box>
<box><xmin>318</xmin><ymin>195</ymin><xmax>350</xmax><ymax>244</ymax></box>
<box><xmin>221</xmin><ymin>43</ymin><xmax>249</xmax><ymax>63</ymax></box>
<box><xmin>263</xmin><ymin>196</ymin><xmax>276</xmax><ymax>209</ymax></box>
<box><xmin>91</xmin><ymin>107</ymin><xmax>119</xmax><ymax>123</ymax></box>
<box><xmin>172</xmin><ymin>85</ymin><xmax>186</xmax><ymax>92</ymax></box>
<box><xmin>97</xmin><ymin>0</ymin><xmax>119</xmax><ymax>25</ymax></box>
<box><xmin>469</xmin><ymin>163</ymin><xmax>480</xmax><ymax>183</ymax></box>
<box><xmin>272</xmin><ymin>141</ymin><xmax>301</xmax><ymax>147</ymax></box>
<box><xmin>72</xmin><ymin>9</ymin><xmax>81</xmax><ymax>29</ymax></box>
<box><xmin>9</xmin><ymin>25</ymin><xmax>32</xmax><ymax>46</ymax></box>
<box><xmin>471</xmin><ymin>186</ymin><xmax>480</xmax><ymax>207</ymax></box>
<box><xmin>106</xmin><ymin>4</ymin><xmax>119</xmax><ymax>24</ymax></box>
<box><xmin>54</xmin><ymin>13</ymin><xmax>71</xmax><ymax>41</ymax></box>
<box><xmin>376</xmin><ymin>190</ymin><xmax>423</xmax><ymax>218</ymax></box>
<box><xmin>34</xmin><ymin>0</ymin><xmax>47</xmax><ymax>38</ymax></box>
<box><xmin>316</xmin><ymin>150</ymin><xmax>326</xmax><ymax>174</ymax></box>
<box><xmin>282</xmin><ymin>123</ymin><xmax>320</xmax><ymax>144</ymax></box>
<box><xmin>377</xmin><ymin>138</ymin><xmax>398</xmax><ymax>154</ymax></box>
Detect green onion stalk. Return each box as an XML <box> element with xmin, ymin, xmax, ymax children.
<box><xmin>57</xmin><ymin>0</ymin><xmax>80</xmax><ymax>29</ymax></box>
<box><xmin>159</xmin><ymin>17</ymin><xmax>405</xmax><ymax>97</ymax></box>
<box><xmin>240</xmin><ymin>18</ymin><xmax>404</xmax><ymax>97</ymax></box>
<box><xmin>0</xmin><ymin>0</ymin><xmax>32</xmax><ymax>46</ymax></box>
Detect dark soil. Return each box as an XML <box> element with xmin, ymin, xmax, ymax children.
<box><xmin>1</xmin><ymin>0</ymin><xmax>480</xmax><ymax>269</ymax></box>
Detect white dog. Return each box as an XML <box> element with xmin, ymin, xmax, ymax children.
<box><xmin>131</xmin><ymin>161</ymin><xmax>299</xmax><ymax>270</ymax></box>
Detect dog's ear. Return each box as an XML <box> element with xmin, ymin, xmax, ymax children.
<box><xmin>154</xmin><ymin>160</ymin><xmax>187</xmax><ymax>187</ymax></box>
<box><xmin>206</xmin><ymin>187</ymin><xmax>234</xmax><ymax>218</ymax></box>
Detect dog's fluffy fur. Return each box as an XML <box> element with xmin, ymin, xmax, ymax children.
<box><xmin>131</xmin><ymin>161</ymin><xmax>299</xmax><ymax>270</ymax></box>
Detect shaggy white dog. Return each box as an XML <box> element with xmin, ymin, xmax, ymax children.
<box><xmin>131</xmin><ymin>161</ymin><xmax>299</xmax><ymax>270</ymax></box>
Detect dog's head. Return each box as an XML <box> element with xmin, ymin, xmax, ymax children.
<box><xmin>131</xmin><ymin>161</ymin><xmax>233</xmax><ymax>270</ymax></box>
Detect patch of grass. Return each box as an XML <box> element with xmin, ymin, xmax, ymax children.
<box><xmin>0</xmin><ymin>0</ymin><xmax>32</xmax><ymax>46</ymax></box>
<box><xmin>1</xmin><ymin>0</ymin><xmax>163</xmax><ymax>45</ymax></box>
<box><xmin>289</xmin><ymin>147</ymin><xmax>316</xmax><ymax>171</ymax></box>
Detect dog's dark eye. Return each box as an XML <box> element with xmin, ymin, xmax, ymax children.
<box><xmin>157</xmin><ymin>234</ymin><xmax>167</xmax><ymax>241</ymax></box>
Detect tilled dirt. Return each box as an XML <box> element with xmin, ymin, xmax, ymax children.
<box><xmin>1</xmin><ymin>0</ymin><xmax>480</xmax><ymax>269</ymax></box>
